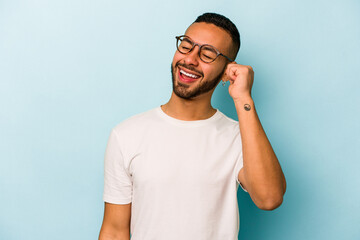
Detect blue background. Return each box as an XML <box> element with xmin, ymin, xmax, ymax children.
<box><xmin>1</xmin><ymin>0</ymin><xmax>359</xmax><ymax>239</ymax></box>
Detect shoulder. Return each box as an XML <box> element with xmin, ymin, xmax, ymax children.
<box><xmin>108</xmin><ymin>107</ymin><xmax>160</xmax><ymax>158</ymax></box>
<box><xmin>217</xmin><ymin>110</ymin><xmax>240</xmax><ymax>131</ymax></box>
<box><xmin>112</xmin><ymin>107</ymin><xmax>159</xmax><ymax>135</ymax></box>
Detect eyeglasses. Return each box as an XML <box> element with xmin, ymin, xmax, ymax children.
<box><xmin>175</xmin><ymin>35</ymin><xmax>234</xmax><ymax>63</ymax></box>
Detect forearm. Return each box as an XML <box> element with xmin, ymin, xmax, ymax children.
<box><xmin>99</xmin><ymin>228</ymin><xmax>130</xmax><ymax>240</ymax></box>
<box><xmin>234</xmin><ymin>95</ymin><xmax>286</xmax><ymax>209</ymax></box>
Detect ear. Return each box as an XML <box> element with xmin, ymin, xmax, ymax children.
<box><xmin>220</xmin><ymin>67</ymin><xmax>227</xmax><ymax>81</ymax></box>
<box><xmin>220</xmin><ymin>61</ymin><xmax>235</xmax><ymax>81</ymax></box>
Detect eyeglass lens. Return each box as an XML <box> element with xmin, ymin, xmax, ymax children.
<box><xmin>177</xmin><ymin>36</ymin><xmax>218</xmax><ymax>63</ymax></box>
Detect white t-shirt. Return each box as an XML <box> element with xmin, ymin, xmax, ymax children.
<box><xmin>103</xmin><ymin>106</ymin><xmax>246</xmax><ymax>240</ymax></box>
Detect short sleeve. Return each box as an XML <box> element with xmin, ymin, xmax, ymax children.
<box><xmin>235</xmin><ymin>151</ymin><xmax>248</xmax><ymax>192</ymax></box>
<box><xmin>103</xmin><ymin>129</ymin><xmax>133</xmax><ymax>204</ymax></box>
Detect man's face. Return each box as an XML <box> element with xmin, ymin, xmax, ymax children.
<box><xmin>171</xmin><ymin>22</ymin><xmax>234</xmax><ymax>100</ymax></box>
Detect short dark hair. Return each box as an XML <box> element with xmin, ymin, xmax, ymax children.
<box><xmin>194</xmin><ymin>12</ymin><xmax>240</xmax><ymax>59</ymax></box>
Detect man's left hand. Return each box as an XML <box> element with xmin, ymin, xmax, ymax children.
<box><xmin>222</xmin><ymin>62</ymin><xmax>254</xmax><ymax>101</ymax></box>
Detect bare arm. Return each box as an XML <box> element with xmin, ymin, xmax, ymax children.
<box><xmin>235</xmin><ymin>97</ymin><xmax>286</xmax><ymax>210</ymax></box>
<box><xmin>99</xmin><ymin>202</ymin><xmax>132</xmax><ymax>240</ymax></box>
<box><xmin>223</xmin><ymin>63</ymin><xmax>286</xmax><ymax>210</ymax></box>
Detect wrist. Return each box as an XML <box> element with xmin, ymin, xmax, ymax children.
<box><xmin>233</xmin><ymin>95</ymin><xmax>254</xmax><ymax>113</ymax></box>
<box><xmin>233</xmin><ymin>94</ymin><xmax>253</xmax><ymax>104</ymax></box>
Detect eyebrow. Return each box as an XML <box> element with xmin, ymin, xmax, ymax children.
<box><xmin>182</xmin><ymin>37</ymin><xmax>193</xmax><ymax>44</ymax></box>
<box><xmin>202</xmin><ymin>45</ymin><xmax>217</xmax><ymax>53</ymax></box>
<box><xmin>184</xmin><ymin>36</ymin><xmax>218</xmax><ymax>50</ymax></box>
<box><xmin>183</xmin><ymin>35</ymin><xmax>226</xmax><ymax>56</ymax></box>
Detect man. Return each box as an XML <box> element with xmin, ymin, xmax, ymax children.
<box><xmin>99</xmin><ymin>12</ymin><xmax>286</xmax><ymax>240</ymax></box>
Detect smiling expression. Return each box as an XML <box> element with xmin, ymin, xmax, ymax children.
<box><xmin>171</xmin><ymin>22</ymin><xmax>235</xmax><ymax>100</ymax></box>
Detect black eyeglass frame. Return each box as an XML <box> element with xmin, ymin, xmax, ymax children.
<box><xmin>175</xmin><ymin>35</ymin><xmax>235</xmax><ymax>63</ymax></box>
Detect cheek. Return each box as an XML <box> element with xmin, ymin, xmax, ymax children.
<box><xmin>203</xmin><ymin>65</ymin><xmax>224</xmax><ymax>80</ymax></box>
<box><xmin>172</xmin><ymin>51</ymin><xmax>182</xmax><ymax>66</ymax></box>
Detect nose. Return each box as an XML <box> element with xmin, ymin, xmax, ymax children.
<box><xmin>183</xmin><ymin>45</ymin><xmax>200</xmax><ymax>66</ymax></box>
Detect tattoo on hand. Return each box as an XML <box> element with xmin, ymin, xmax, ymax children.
<box><xmin>244</xmin><ymin>104</ymin><xmax>251</xmax><ymax>111</ymax></box>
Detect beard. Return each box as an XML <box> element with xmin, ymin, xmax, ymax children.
<box><xmin>171</xmin><ymin>62</ymin><xmax>225</xmax><ymax>100</ymax></box>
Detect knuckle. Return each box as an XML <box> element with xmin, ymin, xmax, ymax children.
<box><xmin>241</xmin><ymin>67</ymin><xmax>250</xmax><ymax>73</ymax></box>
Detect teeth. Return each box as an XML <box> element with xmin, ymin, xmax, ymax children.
<box><xmin>180</xmin><ymin>69</ymin><xmax>200</xmax><ymax>79</ymax></box>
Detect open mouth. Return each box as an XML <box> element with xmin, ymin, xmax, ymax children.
<box><xmin>178</xmin><ymin>67</ymin><xmax>202</xmax><ymax>83</ymax></box>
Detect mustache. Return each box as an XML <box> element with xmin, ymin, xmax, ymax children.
<box><xmin>175</xmin><ymin>62</ymin><xmax>203</xmax><ymax>77</ymax></box>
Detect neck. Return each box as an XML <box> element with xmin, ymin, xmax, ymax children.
<box><xmin>161</xmin><ymin>92</ymin><xmax>217</xmax><ymax>121</ymax></box>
